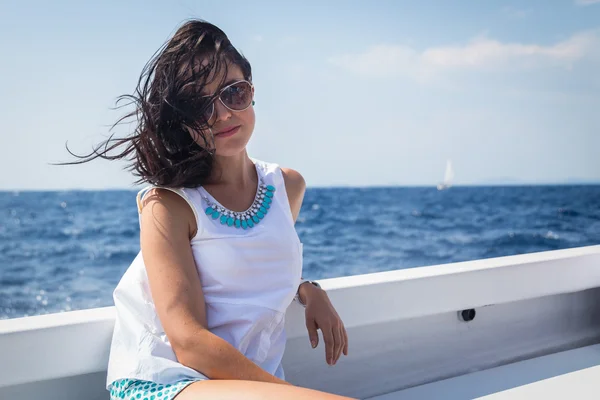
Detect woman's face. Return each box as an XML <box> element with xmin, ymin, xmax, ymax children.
<box><xmin>192</xmin><ymin>64</ymin><xmax>255</xmax><ymax>157</ymax></box>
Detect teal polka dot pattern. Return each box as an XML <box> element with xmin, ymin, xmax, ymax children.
<box><xmin>109</xmin><ymin>378</ymin><xmax>201</xmax><ymax>400</ymax></box>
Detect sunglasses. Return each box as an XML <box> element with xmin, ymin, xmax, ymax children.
<box><xmin>201</xmin><ymin>80</ymin><xmax>254</xmax><ymax>123</ymax></box>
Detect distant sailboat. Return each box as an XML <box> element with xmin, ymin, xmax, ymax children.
<box><xmin>437</xmin><ymin>160</ymin><xmax>454</xmax><ymax>191</ymax></box>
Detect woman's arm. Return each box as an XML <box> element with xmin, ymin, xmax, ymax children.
<box><xmin>281</xmin><ymin>167</ymin><xmax>306</xmax><ymax>223</ymax></box>
<box><xmin>280</xmin><ymin>169</ymin><xmax>349</xmax><ymax>366</ymax></box>
<box><xmin>139</xmin><ymin>189</ymin><xmax>290</xmax><ymax>385</ymax></box>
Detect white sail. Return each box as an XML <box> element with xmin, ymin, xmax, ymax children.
<box><xmin>437</xmin><ymin>159</ymin><xmax>454</xmax><ymax>190</ymax></box>
<box><xmin>443</xmin><ymin>160</ymin><xmax>454</xmax><ymax>185</ymax></box>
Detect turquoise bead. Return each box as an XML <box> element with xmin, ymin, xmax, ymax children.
<box><xmin>204</xmin><ymin>185</ymin><xmax>275</xmax><ymax>229</ymax></box>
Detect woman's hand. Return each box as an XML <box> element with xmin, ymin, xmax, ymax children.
<box><xmin>299</xmin><ymin>283</ymin><xmax>349</xmax><ymax>366</ymax></box>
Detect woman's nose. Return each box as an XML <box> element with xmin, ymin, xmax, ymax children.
<box><xmin>213</xmin><ymin>99</ymin><xmax>232</xmax><ymax>122</ymax></box>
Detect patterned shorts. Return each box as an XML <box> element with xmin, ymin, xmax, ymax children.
<box><xmin>109</xmin><ymin>378</ymin><xmax>202</xmax><ymax>400</ymax></box>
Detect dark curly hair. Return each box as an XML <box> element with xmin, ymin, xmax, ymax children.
<box><xmin>62</xmin><ymin>19</ymin><xmax>252</xmax><ymax>188</ymax></box>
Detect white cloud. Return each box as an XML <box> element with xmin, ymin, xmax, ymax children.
<box><xmin>422</xmin><ymin>32</ymin><xmax>596</xmax><ymax>68</ymax></box>
<box><xmin>252</xmin><ymin>35</ymin><xmax>264</xmax><ymax>42</ymax></box>
<box><xmin>328</xmin><ymin>31</ymin><xmax>600</xmax><ymax>78</ymax></box>
<box><xmin>575</xmin><ymin>0</ymin><xmax>600</xmax><ymax>5</ymax></box>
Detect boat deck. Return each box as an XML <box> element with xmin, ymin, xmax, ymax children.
<box><xmin>368</xmin><ymin>344</ymin><xmax>600</xmax><ymax>399</ymax></box>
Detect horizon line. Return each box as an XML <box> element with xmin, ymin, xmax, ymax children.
<box><xmin>2</xmin><ymin>181</ymin><xmax>599</xmax><ymax>192</ymax></box>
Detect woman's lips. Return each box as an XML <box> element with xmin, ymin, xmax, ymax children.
<box><xmin>215</xmin><ymin>125</ymin><xmax>240</xmax><ymax>138</ymax></box>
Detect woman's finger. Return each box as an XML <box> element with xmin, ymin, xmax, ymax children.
<box><xmin>342</xmin><ymin>323</ymin><xmax>349</xmax><ymax>356</ymax></box>
<box><xmin>305</xmin><ymin>315</ymin><xmax>319</xmax><ymax>349</ymax></box>
<box><xmin>335</xmin><ymin>323</ymin><xmax>344</xmax><ymax>364</ymax></box>
<box><xmin>322</xmin><ymin>327</ymin><xmax>335</xmax><ymax>366</ymax></box>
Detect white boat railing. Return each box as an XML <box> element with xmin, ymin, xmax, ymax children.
<box><xmin>1</xmin><ymin>245</ymin><xmax>599</xmax><ymax>399</ymax></box>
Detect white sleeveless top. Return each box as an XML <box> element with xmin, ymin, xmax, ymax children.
<box><xmin>105</xmin><ymin>159</ymin><xmax>303</xmax><ymax>390</ymax></box>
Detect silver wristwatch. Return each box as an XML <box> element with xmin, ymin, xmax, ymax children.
<box><xmin>294</xmin><ymin>279</ymin><xmax>321</xmax><ymax>307</ymax></box>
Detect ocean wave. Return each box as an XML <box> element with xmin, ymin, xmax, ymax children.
<box><xmin>1</xmin><ymin>185</ymin><xmax>599</xmax><ymax>319</ymax></box>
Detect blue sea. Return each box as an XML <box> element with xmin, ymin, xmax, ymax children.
<box><xmin>1</xmin><ymin>185</ymin><xmax>599</xmax><ymax>320</ymax></box>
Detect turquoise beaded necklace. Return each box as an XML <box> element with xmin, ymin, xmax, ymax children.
<box><xmin>200</xmin><ymin>179</ymin><xmax>276</xmax><ymax>229</ymax></box>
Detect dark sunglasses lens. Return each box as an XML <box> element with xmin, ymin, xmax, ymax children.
<box><xmin>221</xmin><ymin>81</ymin><xmax>252</xmax><ymax>110</ymax></box>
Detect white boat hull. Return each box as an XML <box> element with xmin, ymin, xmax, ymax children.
<box><xmin>1</xmin><ymin>246</ymin><xmax>600</xmax><ymax>399</ymax></box>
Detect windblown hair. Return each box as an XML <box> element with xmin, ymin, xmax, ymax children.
<box><xmin>63</xmin><ymin>19</ymin><xmax>252</xmax><ymax>188</ymax></box>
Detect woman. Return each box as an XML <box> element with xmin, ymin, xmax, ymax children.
<box><xmin>70</xmin><ymin>19</ymin><xmax>351</xmax><ymax>399</ymax></box>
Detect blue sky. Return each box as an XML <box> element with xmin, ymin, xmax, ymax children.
<box><xmin>1</xmin><ymin>0</ymin><xmax>599</xmax><ymax>190</ymax></box>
